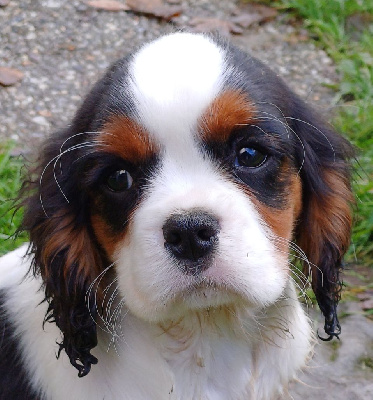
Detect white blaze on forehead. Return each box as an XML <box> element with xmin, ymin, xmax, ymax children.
<box><xmin>129</xmin><ymin>33</ymin><xmax>226</xmax><ymax>145</ymax></box>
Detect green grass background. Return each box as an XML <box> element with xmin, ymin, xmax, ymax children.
<box><xmin>1</xmin><ymin>0</ymin><xmax>372</xmax><ymax>263</ymax></box>
<box><xmin>276</xmin><ymin>0</ymin><xmax>373</xmax><ymax>263</ymax></box>
<box><xmin>0</xmin><ymin>143</ymin><xmax>27</xmax><ymax>254</ymax></box>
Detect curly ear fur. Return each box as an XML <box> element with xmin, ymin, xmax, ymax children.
<box><xmin>18</xmin><ymin>64</ymin><xmax>124</xmax><ymax>376</ymax></box>
<box><xmin>20</xmin><ymin>135</ymin><xmax>105</xmax><ymax>377</ymax></box>
<box><xmin>292</xmin><ymin>99</ymin><xmax>354</xmax><ymax>340</ymax></box>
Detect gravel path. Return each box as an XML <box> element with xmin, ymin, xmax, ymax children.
<box><xmin>1</xmin><ymin>1</ymin><xmax>372</xmax><ymax>399</ymax></box>
<box><xmin>1</xmin><ymin>0</ymin><xmax>337</xmax><ymax>148</ymax></box>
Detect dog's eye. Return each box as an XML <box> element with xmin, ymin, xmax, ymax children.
<box><xmin>106</xmin><ymin>170</ymin><xmax>133</xmax><ymax>192</ymax></box>
<box><xmin>235</xmin><ymin>147</ymin><xmax>267</xmax><ymax>168</ymax></box>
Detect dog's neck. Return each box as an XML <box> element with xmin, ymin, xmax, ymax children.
<box><xmin>96</xmin><ymin>280</ymin><xmax>312</xmax><ymax>400</ymax></box>
<box><xmin>6</xmin><ymin>254</ymin><xmax>312</xmax><ymax>400</ymax></box>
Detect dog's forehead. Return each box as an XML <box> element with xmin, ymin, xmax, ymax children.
<box><xmin>128</xmin><ymin>33</ymin><xmax>227</xmax><ymax>146</ymax></box>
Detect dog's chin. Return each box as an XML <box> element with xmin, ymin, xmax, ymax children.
<box><xmin>136</xmin><ymin>280</ymin><xmax>253</xmax><ymax>323</ymax></box>
<box><xmin>119</xmin><ymin>258</ymin><xmax>287</xmax><ymax>324</ymax></box>
<box><xmin>172</xmin><ymin>281</ymin><xmax>244</xmax><ymax>312</ymax></box>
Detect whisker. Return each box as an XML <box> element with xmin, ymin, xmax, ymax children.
<box><xmin>285</xmin><ymin>116</ymin><xmax>336</xmax><ymax>162</ymax></box>
<box><xmin>59</xmin><ymin>132</ymin><xmax>95</xmax><ymax>154</ymax></box>
<box><xmin>71</xmin><ymin>149</ymin><xmax>102</xmax><ymax>165</ymax></box>
<box><xmin>58</xmin><ymin>132</ymin><xmax>105</xmax><ymax>172</ymax></box>
<box><xmin>86</xmin><ymin>260</ymin><xmax>129</xmax><ymax>347</ymax></box>
<box><xmin>270</xmin><ymin>235</ymin><xmax>324</xmax><ymax>286</ymax></box>
<box><xmin>86</xmin><ymin>263</ymin><xmax>116</xmax><ymax>333</ymax></box>
<box><xmin>40</xmin><ymin>142</ymin><xmax>95</xmax><ymax>217</ymax></box>
<box><xmin>289</xmin><ymin>276</ymin><xmax>311</xmax><ymax>307</ymax></box>
<box><xmin>254</xmin><ymin>112</ymin><xmax>306</xmax><ymax>173</ymax></box>
<box><xmin>104</xmin><ymin>280</ymin><xmax>120</xmax><ymax>323</ymax></box>
<box><xmin>255</xmin><ymin>101</ymin><xmax>290</xmax><ymax>138</ymax></box>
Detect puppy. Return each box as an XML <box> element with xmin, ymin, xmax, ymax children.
<box><xmin>0</xmin><ymin>33</ymin><xmax>353</xmax><ymax>400</ymax></box>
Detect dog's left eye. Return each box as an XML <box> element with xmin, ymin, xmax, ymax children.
<box><xmin>235</xmin><ymin>147</ymin><xmax>267</xmax><ymax>168</ymax></box>
<box><xmin>106</xmin><ymin>170</ymin><xmax>133</xmax><ymax>192</ymax></box>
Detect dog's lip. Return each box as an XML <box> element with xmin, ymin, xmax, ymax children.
<box><xmin>172</xmin><ymin>277</ymin><xmax>241</xmax><ymax>301</ymax></box>
<box><xmin>186</xmin><ymin>277</ymin><xmax>224</xmax><ymax>291</ymax></box>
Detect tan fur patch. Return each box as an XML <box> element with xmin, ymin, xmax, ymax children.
<box><xmin>233</xmin><ymin>159</ymin><xmax>302</xmax><ymax>254</ymax></box>
<box><xmin>250</xmin><ymin>174</ymin><xmax>302</xmax><ymax>254</ymax></box>
<box><xmin>297</xmin><ymin>168</ymin><xmax>353</xmax><ymax>267</ymax></box>
<box><xmin>98</xmin><ymin>115</ymin><xmax>155</xmax><ymax>162</ymax></box>
<box><xmin>40</xmin><ymin>211</ymin><xmax>102</xmax><ymax>281</ymax></box>
<box><xmin>199</xmin><ymin>90</ymin><xmax>256</xmax><ymax>142</ymax></box>
<box><xmin>91</xmin><ymin>214</ymin><xmax>126</xmax><ymax>258</ymax></box>
<box><xmin>257</xmin><ymin>175</ymin><xmax>302</xmax><ymax>242</ymax></box>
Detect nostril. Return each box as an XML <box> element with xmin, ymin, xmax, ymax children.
<box><xmin>165</xmin><ymin>230</ymin><xmax>182</xmax><ymax>245</ymax></box>
<box><xmin>197</xmin><ymin>228</ymin><xmax>215</xmax><ymax>242</ymax></box>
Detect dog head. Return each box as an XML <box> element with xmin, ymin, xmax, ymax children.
<box><xmin>21</xmin><ymin>33</ymin><xmax>353</xmax><ymax>376</ymax></box>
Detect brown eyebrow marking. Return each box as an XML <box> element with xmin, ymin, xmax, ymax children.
<box><xmin>199</xmin><ymin>90</ymin><xmax>256</xmax><ymax>143</ymax></box>
<box><xmin>97</xmin><ymin>115</ymin><xmax>156</xmax><ymax>162</ymax></box>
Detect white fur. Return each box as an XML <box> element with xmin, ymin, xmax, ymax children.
<box><xmin>0</xmin><ymin>247</ymin><xmax>311</xmax><ymax>400</ymax></box>
<box><xmin>115</xmin><ymin>157</ymin><xmax>287</xmax><ymax>323</ymax></box>
<box><xmin>0</xmin><ymin>33</ymin><xmax>313</xmax><ymax>400</ymax></box>
<box><xmin>129</xmin><ymin>33</ymin><xmax>226</xmax><ymax>145</ymax></box>
<box><xmin>120</xmin><ymin>33</ymin><xmax>287</xmax><ymax>323</ymax></box>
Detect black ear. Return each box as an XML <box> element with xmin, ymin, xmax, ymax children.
<box><xmin>18</xmin><ymin>63</ymin><xmax>123</xmax><ymax>376</ymax></box>
<box><xmin>291</xmin><ymin>98</ymin><xmax>354</xmax><ymax>340</ymax></box>
<box><xmin>20</xmin><ymin>124</ymin><xmax>108</xmax><ymax>377</ymax></box>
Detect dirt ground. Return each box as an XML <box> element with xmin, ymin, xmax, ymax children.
<box><xmin>288</xmin><ymin>266</ymin><xmax>373</xmax><ymax>400</ymax></box>
<box><xmin>1</xmin><ymin>1</ymin><xmax>372</xmax><ymax>399</ymax></box>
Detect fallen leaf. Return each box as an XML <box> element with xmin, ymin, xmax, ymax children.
<box><xmin>232</xmin><ymin>3</ymin><xmax>278</xmax><ymax>28</ymax></box>
<box><xmin>0</xmin><ymin>0</ymin><xmax>10</xmax><ymax>7</ymax></box>
<box><xmin>21</xmin><ymin>58</ymin><xmax>32</xmax><ymax>67</ymax></box>
<box><xmin>285</xmin><ymin>31</ymin><xmax>310</xmax><ymax>44</ymax></box>
<box><xmin>38</xmin><ymin>110</ymin><xmax>53</xmax><ymax>118</ymax></box>
<box><xmin>60</xmin><ymin>42</ymin><xmax>77</xmax><ymax>51</ymax></box>
<box><xmin>188</xmin><ymin>17</ymin><xmax>243</xmax><ymax>36</ymax></box>
<box><xmin>126</xmin><ymin>0</ymin><xmax>182</xmax><ymax>21</ymax></box>
<box><xmin>0</xmin><ymin>66</ymin><xmax>24</xmax><ymax>87</ymax></box>
<box><xmin>230</xmin><ymin>14</ymin><xmax>260</xmax><ymax>29</ymax></box>
<box><xmin>361</xmin><ymin>299</ymin><xmax>373</xmax><ymax>311</ymax></box>
<box><xmin>85</xmin><ymin>0</ymin><xmax>129</xmax><ymax>11</ymax></box>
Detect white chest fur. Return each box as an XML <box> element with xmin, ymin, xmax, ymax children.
<box><xmin>1</xmin><ymin>247</ymin><xmax>311</xmax><ymax>400</ymax></box>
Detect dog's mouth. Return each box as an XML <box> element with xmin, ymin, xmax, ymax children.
<box><xmin>168</xmin><ymin>278</ymin><xmax>244</xmax><ymax>311</ymax></box>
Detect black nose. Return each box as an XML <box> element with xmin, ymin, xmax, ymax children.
<box><xmin>163</xmin><ymin>211</ymin><xmax>220</xmax><ymax>273</ymax></box>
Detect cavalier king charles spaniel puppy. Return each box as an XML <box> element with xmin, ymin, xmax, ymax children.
<box><xmin>0</xmin><ymin>33</ymin><xmax>353</xmax><ymax>400</ymax></box>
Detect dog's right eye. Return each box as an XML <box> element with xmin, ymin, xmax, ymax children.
<box><xmin>106</xmin><ymin>170</ymin><xmax>133</xmax><ymax>192</ymax></box>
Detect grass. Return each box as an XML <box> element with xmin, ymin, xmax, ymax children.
<box><xmin>0</xmin><ymin>143</ymin><xmax>27</xmax><ymax>255</ymax></box>
<box><xmin>328</xmin><ymin>339</ymin><xmax>341</xmax><ymax>362</ymax></box>
<box><xmin>273</xmin><ymin>0</ymin><xmax>373</xmax><ymax>264</ymax></box>
<box><xmin>356</xmin><ymin>355</ymin><xmax>373</xmax><ymax>371</ymax></box>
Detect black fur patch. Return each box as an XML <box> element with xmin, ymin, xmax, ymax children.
<box><xmin>0</xmin><ymin>290</ymin><xmax>40</xmax><ymax>400</ymax></box>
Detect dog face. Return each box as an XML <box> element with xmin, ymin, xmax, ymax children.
<box><xmin>21</xmin><ymin>33</ymin><xmax>353</xmax><ymax>377</ymax></box>
<box><xmin>103</xmin><ymin>34</ymin><xmax>297</xmax><ymax>321</ymax></box>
